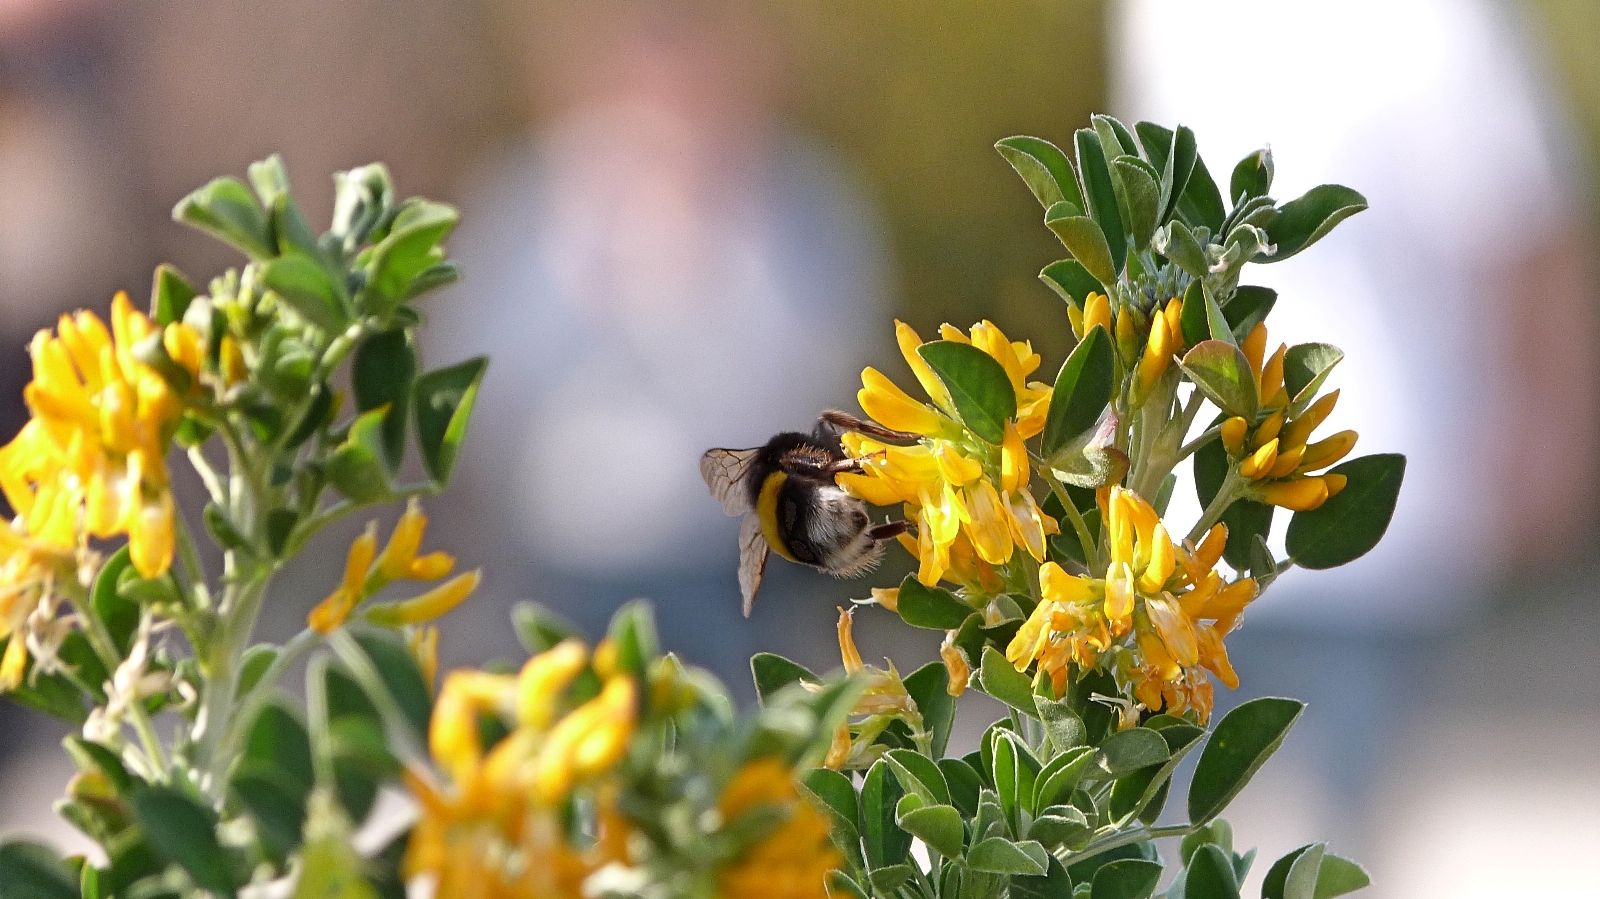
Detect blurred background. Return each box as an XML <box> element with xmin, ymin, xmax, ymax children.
<box><xmin>2</xmin><ymin>0</ymin><xmax>1597</xmax><ymax>894</ymax></box>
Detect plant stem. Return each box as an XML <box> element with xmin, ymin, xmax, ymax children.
<box><xmin>1187</xmin><ymin>469</ymin><xmax>1243</xmax><ymax>544</ymax></box>
<box><xmin>1035</xmin><ymin>463</ymin><xmax>1098</xmax><ymax>571</ymax></box>
<box><xmin>1061</xmin><ymin>823</ymin><xmax>1195</xmax><ymax>864</ymax></box>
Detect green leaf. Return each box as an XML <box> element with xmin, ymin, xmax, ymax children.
<box><xmin>996</xmin><ymin>136</ymin><xmax>1083</xmax><ymax>211</ymax></box>
<box><xmin>978</xmin><ymin>645</ymin><xmax>1037</xmax><ymax>717</ymax></box>
<box><xmin>1032</xmin><ymin>746</ymin><xmax>1095</xmax><ymax>811</ymax></box>
<box><xmin>172</xmin><ymin>175</ymin><xmax>273</xmax><ymax>259</ymax></box>
<box><xmin>1091</xmin><ymin>727</ymin><xmax>1169</xmax><ymax>781</ymax></box>
<box><xmin>968</xmin><ymin>837</ymin><xmax>1048</xmax><ymax>876</ymax></box>
<box><xmin>0</xmin><ymin>840</ymin><xmax>79</xmax><ymax>899</ymax></box>
<box><xmin>1188</xmin><ymin>697</ymin><xmax>1306</xmax><ymax>824</ymax></box>
<box><xmin>885</xmin><ymin>749</ymin><xmax>951</xmax><ymax>806</ymax></box>
<box><xmin>1090</xmin><ymin>858</ymin><xmax>1162</xmax><ymax>899</ymax></box>
<box><xmin>90</xmin><ymin>547</ymin><xmax>139</xmax><ymax>655</ymax></box>
<box><xmin>1179</xmin><ymin>280</ymin><xmax>1209</xmax><ymax>347</ymax></box>
<box><xmin>1261</xmin><ymin>185</ymin><xmax>1367</xmax><ymax>262</ymax></box>
<box><xmin>1285</xmin><ymin>454</ymin><xmax>1405</xmax><ymax>569</ymax></box>
<box><xmin>904</xmin><ymin>661</ymin><xmax>957</xmax><ymax>757</ymax></box>
<box><xmin>802</xmin><ymin>768</ymin><xmax>859</xmax><ymax>839</ymax></box>
<box><xmin>1262</xmin><ymin>844</ymin><xmax>1371</xmax><ymax>899</ymax></box>
<box><xmin>897</xmin><ymin>576</ymin><xmax>974</xmax><ymax>629</ymax></box>
<box><xmin>271</xmin><ymin>193</ymin><xmax>323</xmax><ymax>260</ymax></box>
<box><xmin>1039</xmin><ymin>259</ymin><xmax>1104</xmax><ymax>309</ymax></box>
<box><xmin>939</xmin><ymin>758</ymin><xmax>983</xmax><ymax>817</ymax></box>
<box><xmin>244</xmin><ymin>700</ymin><xmax>314</xmax><ymax>792</ymax></box>
<box><xmin>750</xmin><ymin>653</ymin><xmax>816</xmax><ymax>703</ymax></box>
<box><xmin>605</xmin><ymin>600</ymin><xmax>658</xmax><ymax>680</ymax></box>
<box><xmin>1092</xmin><ymin>114</ymin><xmax>1131</xmax><ymax>158</ymax></box>
<box><xmin>352</xmin><ymin>329</ymin><xmax>416</xmax><ymax>470</ymax></box>
<box><xmin>1034</xmin><ymin>695</ymin><xmax>1086</xmax><ymax>753</ymax></box>
<box><xmin>1184</xmin><ymin>843</ymin><xmax>1241</xmax><ymax>899</ymax></box>
<box><xmin>1181</xmin><ymin>820</ymin><xmax>1234</xmax><ymax>864</ymax></box>
<box><xmin>825</xmin><ymin>871</ymin><xmax>870</xmax><ymax>899</ymax></box>
<box><xmin>860</xmin><ymin>759</ymin><xmax>912</xmax><ymax>869</ymax></box>
<box><xmin>1045</xmin><ymin>205</ymin><xmax>1116</xmax><ymax>287</ymax></box>
<box><xmin>1012</xmin><ymin>856</ymin><xmax>1075</xmax><ymax>899</ymax></box>
<box><xmin>64</xmin><ymin>738</ymin><xmax>134</xmax><ymax>794</ymax></box>
<box><xmin>366</xmin><ymin>200</ymin><xmax>459</xmax><ymax>304</ymax></box>
<box><xmin>130</xmin><ymin>787</ymin><xmax>237</xmax><ymax>894</ymax></box>
<box><xmin>402</xmin><ymin>262</ymin><xmax>461</xmax><ymax>301</ymax></box>
<box><xmin>1075</xmin><ymin>129</ymin><xmax>1127</xmax><ymax>275</ymax></box>
<box><xmin>1109</xmin><ymin>726</ymin><xmax>1202</xmax><ymax>825</ymax></box>
<box><xmin>1177</xmin><ymin>153</ymin><xmax>1227</xmax><ymax>233</ymax></box>
<box><xmin>1026</xmin><ymin>804</ymin><xmax>1090</xmax><ymax>849</ymax></box>
<box><xmin>260</xmin><ymin>253</ymin><xmax>349</xmax><ymax>332</ymax></box>
<box><xmin>512</xmin><ymin>602</ymin><xmax>580</xmax><ymax>653</ymax></box>
<box><xmin>1113</xmin><ymin>156</ymin><xmax>1161</xmax><ymax>251</ymax></box>
<box><xmin>151</xmin><ymin>265</ymin><xmax>197</xmax><ymax>327</ymax></box>
<box><xmin>898</xmin><ymin>804</ymin><xmax>965</xmax><ymax>858</ymax></box>
<box><xmin>230</xmin><ymin>767</ymin><xmax>307</xmax><ymax>861</ymax></box>
<box><xmin>325</xmin><ymin>408</ymin><xmax>392</xmax><ymax>503</ymax></box>
<box><xmin>1155</xmin><ymin>220</ymin><xmax>1209</xmax><ymax>279</ymax></box>
<box><xmin>1202</xmin><ymin>287</ymin><xmax>1237</xmax><ymax>347</ymax></box>
<box><xmin>1224</xmin><ymin>286</ymin><xmax>1276</xmax><ymax>338</ymax></box>
<box><xmin>349</xmin><ymin>630</ymin><xmax>433</xmax><ymax>739</ymax></box>
<box><xmin>918</xmin><ymin>341</ymin><xmax>1016</xmax><ymax>444</ymax></box>
<box><xmin>1229</xmin><ymin>148</ymin><xmax>1274</xmax><ymax>205</ymax></box>
<box><xmin>1042</xmin><ymin>325</ymin><xmax>1114</xmax><ymax>459</ymax></box>
<box><xmin>1179</xmin><ymin>341</ymin><xmax>1257</xmax><ymax>419</ymax></box>
<box><xmin>868</xmin><ymin>864</ymin><xmax>914</xmax><ymax>892</ymax></box>
<box><xmin>1282</xmin><ymin>343</ymin><xmax>1344</xmax><ymax>411</ymax></box>
<box><xmin>1281</xmin><ymin>842</ymin><xmax>1326</xmax><ymax>899</ymax></box>
<box><xmin>413</xmin><ymin>356</ymin><xmax>488</xmax><ymax>486</ymax></box>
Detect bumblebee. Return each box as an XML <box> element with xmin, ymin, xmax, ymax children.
<box><xmin>701</xmin><ymin>411</ymin><xmax>915</xmax><ymax>616</ymax></box>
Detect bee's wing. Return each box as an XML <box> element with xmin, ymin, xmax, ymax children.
<box><xmin>701</xmin><ymin>447</ymin><xmax>760</xmax><ymax>516</ymax></box>
<box><xmin>737</xmin><ymin>513</ymin><xmax>770</xmax><ymax>618</ymax></box>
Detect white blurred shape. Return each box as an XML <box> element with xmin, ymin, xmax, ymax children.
<box><xmin>1113</xmin><ymin>0</ymin><xmax>1586</xmax><ymax>626</ymax></box>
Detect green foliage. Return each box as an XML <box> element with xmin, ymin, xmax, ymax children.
<box><xmin>1043</xmin><ymin>325</ymin><xmax>1115</xmax><ymax>459</ymax></box>
<box><xmin>1286</xmin><ymin>454</ymin><xmax>1406</xmax><ymax>569</ymax></box>
<box><xmin>919</xmin><ymin>340</ymin><xmax>1019</xmax><ymax>443</ymax></box>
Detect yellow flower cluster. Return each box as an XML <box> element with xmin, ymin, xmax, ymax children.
<box><xmin>822</xmin><ymin>608</ymin><xmax>920</xmax><ymax>768</ymax></box>
<box><xmin>1007</xmin><ymin>487</ymin><xmax>1255</xmax><ymax>722</ymax></box>
<box><xmin>0</xmin><ymin>526</ymin><xmax>81</xmax><ymax>689</ymax></box>
<box><xmin>1222</xmin><ymin>323</ymin><xmax>1356</xmax><ymax>511</ymax></box>
<box><xmin>405</xmin><ymin>638</ymin><xmax>638</xmax><ymax>898</ymax></box>
<box><xmin>307</xmin><ymin>499</ymin><xmax>479</xmax><ymax>634</ymax></box>
<box><xmin>839</xmin><ymin>320</ymin><xmax>1056</xmax><ymax>587</ymax></box>
<box><xmin>1070</xmin><ymin>291</ymin><xmax>1188</xmax><ymax>406</ymax></box>
<box><xmin>717</xmin><ymin>757</ymin><xmax>841</xmax><ymax>899</ymax></box>
<box><xmin>0</xmin><ymin>293</ymin><xmax>199</xmax><ymax>580</ymax></box>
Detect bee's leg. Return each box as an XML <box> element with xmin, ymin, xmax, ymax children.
<box><xmin>816</xmin><ymin>410</ymin><xmax>920</xmax><ymax>446</ymax></box>
<box><xmin>866</xmin><ymin>520</ymin><xmax>913</xmax><ymax>542</ymax></box>
<box><xmin>780</xmin><ymin>455</ymin><xmax>867</xmax><ymax>479</ymax></box>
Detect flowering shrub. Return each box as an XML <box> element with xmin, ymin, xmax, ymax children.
<box><xmin>0</xmin><ymin>113</ymin><xmax>1399</xmax><ymax>899</ymax></box>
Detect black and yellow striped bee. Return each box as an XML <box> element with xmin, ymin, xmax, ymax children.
<box><xmin>700</xmin><ymin>411</ymin><xmax>914</xmax><ymax>616</ymax></box>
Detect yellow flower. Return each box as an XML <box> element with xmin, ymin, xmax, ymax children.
<box><xmin>840</xmin><ymin>320</ymin><xmax>1057</xmax><ymax>588</ymax></box>
<box><xmin>1224</xmin><ymin>324</ymin><xmax>1356</xmax><ymax>512</ymax></box>
<box><xmin>717</xmin><ymin>757</ymin><xmax>841</xmax><ymax>899</ymax></box>
<box><xmin>1134</xmin><ymin>297</ymin><xmax>1186</xmax><ymax>404</ymax></box>
<box><xmin>940</xmin><ymin>631</ymin><xmax>970</xmax><ymax>697</ymax></box>
<box><xmin>307</xmin><ymin>501</ymin><xmax>475</xmax><ymax>633</ymax></box>
<box><xmin>407</xmin><ymin>638</ymin><xmax>641</xmax><ymax>897</ymax></box>
<box><xmin>822</xmin><ymin>608</ymin><xmax>922</xmax><ymax>769</ymax></box>
<box><xmin>308</xmin><ymin>523</ymin><xmax>378</xmax><ymax>634</ymax></box>
<box><xmin>408</xmin><ymin>625</ymin><xmax>440</xmax><ymax>693</ymax></box>
<box><xmin>0</xmin><ymin>293</ymin><xmax>199</xmax><ymax>578</ymax></box>
<box><xmin>1007</xmin><ymin>487</ymin><xmax>1255</xmax><ymax>721</ymax></box>
<box><xmin>0</xmin><ymin>523</ymin><xmax>84</xmax><ymax>692</ymax></box>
